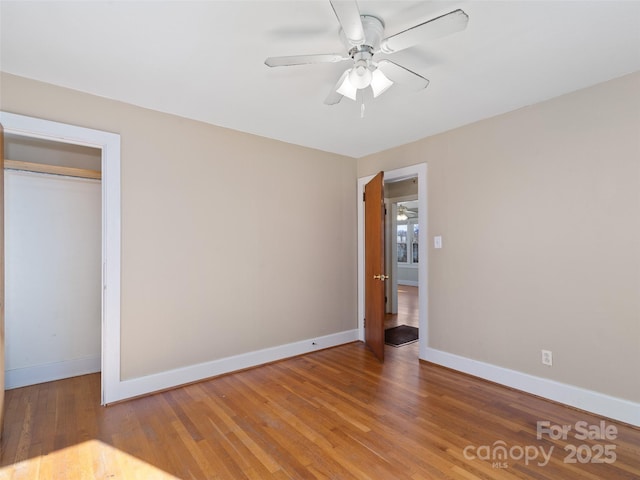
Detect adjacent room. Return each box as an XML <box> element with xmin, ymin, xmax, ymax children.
<box><xmin>0</xmin><ymin>1</ymin><xmax>638</xmax><ymax>479</ymax></box>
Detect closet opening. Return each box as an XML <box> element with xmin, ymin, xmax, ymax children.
<box><xmin>4</xmin><ymin>134</ymin><xmax>102</xmax><ymax>389</ymax></box>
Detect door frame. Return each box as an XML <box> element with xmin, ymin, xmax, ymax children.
<box><xmin>0</xmin><ymin>111</ymin><xmax>121</xmax><ymax>405</ymax></box>
<box><xmin>357</xmin><ymin>163</ymin><xmax>427</xmax><ymax>358</ymax></box>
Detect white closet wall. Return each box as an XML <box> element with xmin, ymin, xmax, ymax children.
<box><xmin>5</xmin><ymin>170</ymin><xmax>101</xmax><ymax>388</ymax></box>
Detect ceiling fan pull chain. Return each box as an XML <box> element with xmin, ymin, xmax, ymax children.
<box><xmin>361</xmin><ymin>101</ymin><xmax>365</xmax><ymax>119</ymax></box>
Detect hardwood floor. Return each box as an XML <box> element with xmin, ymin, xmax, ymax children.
<box><xmin>385</xmin><ymin>285</ymin><xmax>419</xmax><ymax>330</ymax></box>
<box><xmin>1</xmin><ymin>305</ymin><xmax>639</xmax><ymax>479</ymax></box>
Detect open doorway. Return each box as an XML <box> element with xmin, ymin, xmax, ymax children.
<box><xmin>384</xmin><ymin>179</ymin><xmax>419</xmax><ymax>348</ymax></box>
<box><xmin>357</xmin><ymin>163</ymin><xmax>427</xmax><ymax>360</ymax></box>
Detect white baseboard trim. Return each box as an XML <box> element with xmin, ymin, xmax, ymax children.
<box><xmin>423</xmin><ymin>347</ymin><xmax>639</xmax><ymax>427</ymax></box>
<box><xmin>6</xmin><ymin>354</ymin><xmax>101</xmax><ymax>389</ymax></box>
<box><xmin>108</xmin><ymin>329</ymin><xmax>359</xmax><ymax>404</ymax></box>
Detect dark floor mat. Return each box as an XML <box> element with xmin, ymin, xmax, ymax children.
<box><xmin>384</xmin><ymin>325</ymin><xmax>418</xmax><ymax>347</ymax></box>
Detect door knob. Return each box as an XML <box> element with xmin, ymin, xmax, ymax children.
<box><xmin>373</xmin><ymin>275</ymin><xmax>389</xmax><ymax>281</ymax></box>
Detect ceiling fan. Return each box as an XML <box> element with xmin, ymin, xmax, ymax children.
<box><xmin>265</xmin><ymin>1</ymin><xmax>469</xmax><ymax>105</ymax></box>
<box><xmin>397</xmin><ymin>205</ymin><xmax>417</xmax><ymax>221</ymax></box>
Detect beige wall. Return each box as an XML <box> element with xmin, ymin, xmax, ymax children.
<box><xmin>1</xmin><ymin>73</ymin><xmax>358</xmax><ymax>380</ymax></box>
<box><xmin>3</xmin><ymin>70</ymin><xmax>638</xmax><ymax>403</ymax></box>
<box><xmin>360</xmin><ymin>72</ymin><xmax>640</xmax><ymax>402</ymax></box>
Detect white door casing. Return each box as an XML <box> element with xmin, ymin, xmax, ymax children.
<box><xmin>0</xmin><ymin>111</ymin><xmax>121</xmax><ymax>405</ymax></box>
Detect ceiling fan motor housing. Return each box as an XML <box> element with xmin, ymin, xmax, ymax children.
<box><xmin>340</xmin><ymin>15</ymin><xmax>385</xmax><ymax>61</ymax></box>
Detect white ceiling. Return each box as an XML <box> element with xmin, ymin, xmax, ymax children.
<box><xmin>1</xmin><ymin>1</ymin><xmax>639</xmax><ymax>158</ymax></box>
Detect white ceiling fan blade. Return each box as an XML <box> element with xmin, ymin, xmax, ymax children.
<box><xmin>330</xmin><ymin>0</ymin><xmax>365</xmax><ymax>46</ymax></box>
<box><xmin>380</xmin><ymin>9</ymin><xmax>469</xmax><ymax>54</ymax></box>
<box><xmin>265</xmin><ymin>54</ymin><xmax>348</xmax><ymax>67</ymax></box>
<box><xmin>377</xmin><ymin>60</ymin><xmax>429</xmax><ymax>91</ymax></box>
<box><xmin>325</xmin><ymin>69</ymin><xmax>351</xmax><ymax>105</ymax></box>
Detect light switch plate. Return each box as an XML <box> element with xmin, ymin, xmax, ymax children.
<box><xmin>434</xmin><ymin>236</ymin><xmax>442</xmax><ymax>249</ymax></box>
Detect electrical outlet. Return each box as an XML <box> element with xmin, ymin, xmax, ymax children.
<box><xmin>541</xmin><ymin>350</ymin><xmax>553</xmax><ymax>366</ymax></box>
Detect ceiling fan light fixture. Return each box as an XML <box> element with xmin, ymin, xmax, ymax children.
<box><xmin>348</xmin><ymin>59</ymin><xmax>372</xmax><ymax>89</ymax></box>
<box><xmin>370</xmin><ymin>68</ymin><xmax>393</xmax><ymax>98</ymax></box>
<box><xmin>397</xmin><ymin>205</ymin><xmax>408</xmax><ymax>221</ymax></box>
<box><xmin>336</xmin><ymin>72</ymin><xmax>358</xmax><ymax>100</ymax></box>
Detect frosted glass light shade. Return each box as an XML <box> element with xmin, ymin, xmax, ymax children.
<box><xmin>371</xmin><ymin>69</ymin><xmax>393</xmax><ymax>97</ymax></box>
<box><xmin>336</xmin><ymin>74</ymin><xmax>357</xmax><ymax>100</ymax></box>
<box><xmin>336</xmin><ymin>63</ymin><xmax>393</xmax><ymax>101</ymax></box>
<box><xmin>348</xmin><ymin>63</ymin><xmax>372</xmax><ymax>89</ymax></box>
